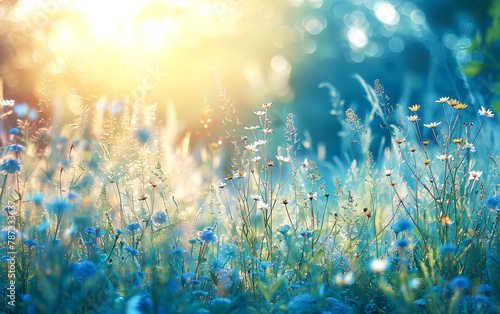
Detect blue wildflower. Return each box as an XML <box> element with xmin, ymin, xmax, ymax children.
<box><xmin>124</xmin><ymin>246</ymin><xmax>139</xmax><ymax>256</ymax></box>
<box><xmin>126</xmin><ymin>223</ymin><xmax>141</xmax><ymax>232</ymax></box>
<box><xmin>135</xmin><ymin>129</ymin><xmax>151</xmax><ymax>143</ymax></box>
<box><xmin>414</xmin><ymin>299</ymin><xmax>426</xmax><ymax>306</ymax></box>
<box><xmin>115</xmin><ymin>228</ymin><xmax>124</xmax><ymax>239</ymax></box>
<box><xmin>450</xmin><ymin>276</ymin><xmax>470</xmax><ymax>290</ymax></box>
<box><xmin>193</xmin><ymin>291</ymin><xmax>209</xmax><ymax>297</ymax></box>
<box><xmin>476</xmin><ymin>284</ymin><xmax>493</xmax><ymax>292</ymax></box>
<box><xmin>0</xmin><ymin>159</ymin><xmax>21</xmax><ymax>174</ymax></box>
<box><xmin>278</xmin><ymin>224</ymin><xmax>291</xmax><ymax>235</ymax></box>
<box><xmin>9</xmin><ymin>128</ymin><xmax>20</xmax><ymax>134</ymax></box>
<box><xmin>288</xmin><ymin>293</ymin><xmax>315</xmax><ymax>313</ymax></box>
<box><xmin>71</xmin><ymin>260</ymin><xmax>98</xmax><ymax>279</ymax></box>
<box><xmin>210</xmin><ymin>298</ymin><xmax>233</xmax><ymax>311</ymax></box>
<box><xmin>189</xmin><ymin>239</ymin><xmax>199</xmax><ymax>244</ymax></box>
<box><xmin>151</xmin><ymin>210</ymin><xmax>167</xmax><ymax>226</ymax></box>
<box><xmin>474</xmin><ymin>295</ymin><xmax>489</xmax><ymax>305</ymax></box>
<box><xmin>46</xmin><ymin>199</ymin><xmax>70</xmax><ymax>215</ymax></box>
<box><xmin>66</xmin><ymin>192</ymin><xmax>80</xmax><ymax>201</ymax></box>
<box><xmin>440</xmin><ymin>244</ymin><xmax>457</xmax><ymax>254</ymax></box>
<box><xmin>393</xmin><ymin>219</ymin><xmax>412</xmax><ymax>235</ymax></box>
<box><xmin>171</xmin><ymin>248</ymin><xmax>185</xmax><ymax>255</ymax></box>
<box><xmin>24</xmin><ymin>240</ymin><xmax>37</xmax><ymax>248</ymax></box>
<box><xmin>299</xmin><ymin>230</ymin><xmax>313</xmax><ymax>238</ymax></box>
<box><xmin>3</xmin><ymin>206</ymin><xmax>15</xmax><ymax>214</ymax></box>
<box><xmin>30</xmin><ymin>193</ymin><xmax>44</xmax><ymax>206</ymax></box>
<box><xmin>182</xmin><ymin>272</ymin><xmax>196</xmax><ymax>281</ymax></box>
<box><xmin>84</xmin><ymin>227</ymin><xmax>95</xmax><ymax>234</ymax></box>
<box><xmin>393</xmin><ymin>239</ymin><xmax>410</xmax><ymax>248</ymax></box>
<box><xmin>9</xmin><ymin>144</ymin><xmax>24</xmax><ymax>151</ymax></box>
<box><xmin>0</xmin><ymin>256</ymin><xmax>10</xmax><ymax>262</ymax></box>
<box><xmin>485</xmin><ymin>193</ymin><xmax>500</xmax><ymax>211</ymax></box>
<box><xmin>198</xmin><ymin>229</ymin><xmax>217</xmax><ymax>244</ymax></box>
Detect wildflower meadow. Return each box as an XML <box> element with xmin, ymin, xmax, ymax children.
<box><xmin>0</xmin><ymin>0</ymin><xmax>499</xmax><ymax>313</ymax></box>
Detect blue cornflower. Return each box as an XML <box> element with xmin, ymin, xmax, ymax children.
<box><xmin>189</xmin><ymin>239</ymin><xmax>199</xmax><ymax>244</ymax></box>
<box><xmin>71</xmin><ymin>260</ymin><xmax>98</xmax><ymax>280</ymax></box>
<box><xmin>392</xmin><ymin>219</ymin><xmax>412</xmax><ymax>235</ymax></box>
<box><xmin>84</xmin><ymin>227</ymin><xmax>95</xmax><ymax>234</ymax></box>
<box><xmin>198</xmin><ymin>229</ymin><xmax>217</xmax><ymax>244</ymax></box>
<box><xmin>393</xmin><ymin>239</ymin><xmax>410</xmax><ymax>248</ymax></box>
<box><xmin>151</xmin><ymin>210</ymin><xmax>167</xmax><ymax>226</ymax></box>
<box><xmin>9</xmin><ymin>144</ymin><xmax>24</xmax><ymax>151</ymax></box>
<box><xmin>278</xmin><ymin>224</ymin><xmax>291</xmax><ymax>235</ymax></box>
<box><xmin>135</xmin><ymin>129</ymin><xmax>151</xmax><ymax>143</ymax></box>
<box><xmin>124</xmin><ymin>246</ymin><xmax>139</xmax><ymax>256</ymax></box>
<box><xmin>3</xmin><ymin>206</ymin><xmax>15</xmax><ymax>214</ymax></box>
<box><xmin>414</xmin><ymin>299</ymin><xmax>425</xmax><ymax>306</ymax></box>
<box><xmin>126</xmin><ymin>223</ymin><xmax>141</xmax><ymax>232</ymax></box>
<box><xmin>485</xmin><ymin>193</ymin><xmax>500</xmax><ymax>211</ymax></box>
<box><xmin>182</xmin><ymin>272</ymin><xmax>195</xmax><ymax>281</ymax></box>
<box><xmin>299</xmin><ymin>230</ymin><xmax>313</xmax><ymax>238</ymax></box>
<box><xmin>440</xmin><ymin>244</ymin><xmax>457</xmax><ymax>254</ymax></box>
<box><xmin>8</xmin><ymin>128</ymin><xmax>20</xmax><ymax>134</ymax></box>
<box><xmin>93</xmin><ymin>228</ymin><xmax>104</xmax><ymax>237</ymax></box>
<box><xmin>66</xmin><ymin>192</ymin><xmax>80</xmax><ymax>201</ymax></box>
<box><xmin>115</xmin><ymin>228</ymin><xmax>124</xmax><ymax>239</ymax></box>
<box><xmin>24</xmin><ymin>240</ymin><xmax>37</xmax><ymax>248</ymax></box>
<box><xmin>450</xmin><ymin>276</ymin><xmax>470</xmax><ymax>290</ymax></box>
<box><xmin>171</xmin><ymin>248</ymin><xmax>185</xmax><ymax>255</ymax></box>
<box><xmin>30</xmin><ymin>193</ymin><xmax>44</xmax><ymax>206</ymax></box>
<box><xmin>476</xmin><ymin>284</ymin><xmax>492</xmax><ymax>292</ymax></box>
<box><xmin>193</xmin><ymin>291</ymin><xmax>209</xmax><ymax>297</ymax></box>
<box><xmin>0</xmin><ymin>159</ymin><xmax>21</xmax><ymax>174</ymax></box>
<box><xmin>46</xmin><ymin>199</ymin><xmax>70</xmax><ymax>215</ymax></box>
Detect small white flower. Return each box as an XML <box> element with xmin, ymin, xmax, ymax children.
<box><xmin>232</xmin><ymin>171</ymin><xmax>247</xmax><ymax>179</ymax></box>
<box><xmin>254</xmin><ymin>111</ymin><xmax>266</xmax><ymax>116</ymax></box>
<box><xmin>218</xmin><ymin>182</ymin><xmax>226</xmax><ymax>188</ymax></box>
<box><xmin>252</xmin><ymin>156</ymin><xmax>262</xmax><ymax>162</ymax></box>
<box><xmin>245</xmin><ymin>144</ymin><xmax>258</xmax><ymax>153</ymax></box>
<box><xmin>435</xmin><ymin>97</ymin><xmax>449</xmax><ymax>103</ymax></box>
<box><xmin>253</xmin><ymin>140</ymin><xmax>266</xmax><ymax>147</ymax></box>
<box><xmin>1</xmin><ymin>100</ymin><xmax>15</xmax><ymax>107</ymax></box>
<box><xmin>463</xmin><ymin>143</ymin><xmax>476</xmax><ymax>153</ymax></box>
<box><xmin>424</xmin><ymin>122</ymin><xmax>441</xmax><ymax>128</ymax></box>
<box><xmin>251</xmin><ymin>194</ymin><xmax>263</xmax><ymax>201</ymax></box>
<box><xmin>469</xmin><ymin>170</ymin><xmax>483</xmax><ymax>181</ymax></box>
<box><xmin>334</xmin><ymin>271</ymin><xmax>354</xmax><ymax>286</ymax></box>
<box><xmin>478</xmin><ymin>106</ymin><xmax>494</xmax><ymax>118</ymax></box>
<box><xmin>262</xmin><ymin>128</ymin><xmax>273</xmax><ymax>134</ymax></box>
<box><xmin>436</xmin><ymin>154</ymin><xmax>453</xmax><ymax>161</ymax></box>
<box><xmin>261</xmin><ymin>102</ymin><xmax>272</xmax><ymax>109</ymax></box>
<box><xmin>303</xmin><ymin>158</ymin><xmax>309</xmax><ymax>167</ymax></box>
<box><xmin>245</xmin><ymin>125</ymin><xmax>260</xmax><ymax>130</ymax></box>
<box><xmin>384</xmin><ymin>169</ymin><xmax>393</xmax><ymax>176</ymax></box>
<box><xmin>370</xmin><ymin>258</ymin><xmax>389</xmax><ymax>274</ymax></box>
<box><xmin>407</xmin><ymin>115</ymin><xmax>419</xmax><ymax>122</ymax></box>
<box><xmin>257</xmin><ymin>201</ymin><xmax>269</xmax><ymax>210</ymax></box>
<box><xmin>308</xmin><ymin>192</ymin><xmax>317</xmax><ymax>200</ymax></box>
<box><xmin>276</xmin><ymin>155</ymin><xmax>291</xmax><ymax>163</ymax></box>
